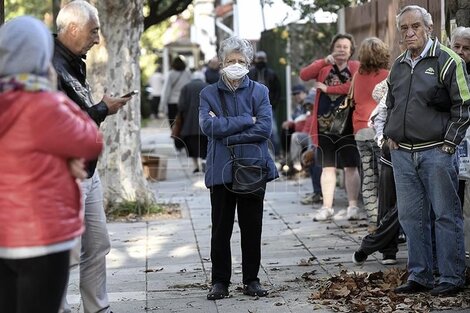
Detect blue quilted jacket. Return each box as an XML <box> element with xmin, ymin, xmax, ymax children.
<box><xmin>199</xmin><ymin>76</ymin><xmax>279</xmax><ymax>188</ymax></box>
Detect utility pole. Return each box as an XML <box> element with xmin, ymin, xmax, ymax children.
<box><xmin>260</xmin><ymin>0</ymin><xmax>266</xmax><ymax>31</ymax></box>
<box><xmin>233</xmin><ymin>0</ymin><xmax>239</xmax><ymax>36</ymax></box>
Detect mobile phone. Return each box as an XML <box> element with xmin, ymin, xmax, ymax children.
<box><xmin>121</xmin><ymin>90</ymin><xmax>139</xmax><ymax>98</ymax></box>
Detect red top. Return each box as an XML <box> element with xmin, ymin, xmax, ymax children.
<box><xmin>300</xmin><ymin>59</ymin><xmax>360</xmax><ymax>145</ymax></box>
<box><xmin>352</xmin><ymin>69</ymin><xmax>389</xmax><ymax>133</ymax></box>
<box><xmin>0</xmin><ymin>91</ymin><xmax>103</xmax><ymax>248</ymax></box>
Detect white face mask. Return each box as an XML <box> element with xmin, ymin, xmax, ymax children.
<box><xmin>221</xmin><ymin>63</ymin><xmax>249</xmax><ymax>80</ymax></box>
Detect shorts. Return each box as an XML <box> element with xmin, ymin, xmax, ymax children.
<box><xmin>317</xmin><ymin>133</ymin><xmax>360</xmax><ymax>168</ymax></box>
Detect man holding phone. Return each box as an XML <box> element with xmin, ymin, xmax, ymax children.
<box><xmin>52</xmin><ymin>1</ymin><xmax>130</xmax><ymax>312</ymax></box>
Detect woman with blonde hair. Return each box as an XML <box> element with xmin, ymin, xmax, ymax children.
<box><xmin>349</xmin><ymin>37</ymin><xmax>390</xmax><ymax>229</ymax></box>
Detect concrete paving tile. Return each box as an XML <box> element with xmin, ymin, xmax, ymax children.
<box><xmin>146</xmin><ymin>295</ymin><xmax>217</xmax><ymax>312</ymax></box>
<box><xmin>147</xmin><ymin>271</ymin><xmax>209</xmax><ymax>291</ymax></box>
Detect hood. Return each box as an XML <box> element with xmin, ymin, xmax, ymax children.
<box><xmin>0</xmin><ymin>16</ymin><xmax>53</xmax><ymax>77</ymax></box>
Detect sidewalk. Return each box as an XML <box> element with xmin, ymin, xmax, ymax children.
<box><xmin>66</xmin><ymin>118</ymin><xmax>466</xmax><ymax>313</ymax></box>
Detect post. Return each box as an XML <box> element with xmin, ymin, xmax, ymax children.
<box><xmin>285</xmin><ymin>25</ymin><xmax>292</xmax><ymax>121</ymax></box>
<box><xmin>52</xmin><ymin>0</ymin><xmax>61</xmax><ymax>32</ymax></box>
<box><xmin>0</xmin><ymin>0</ymin><xmax>4</xmax><ymax>25</ymax></box>
<box><xmin>233</xmin><ymin>0</ymin><xmax>239</xmax><ymax>36</ymax></box>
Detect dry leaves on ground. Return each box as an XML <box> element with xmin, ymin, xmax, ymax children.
<box><xmin>305</xmin><ymin>268</ymin><xmax>470</xmax><ymax>312</ymax></box>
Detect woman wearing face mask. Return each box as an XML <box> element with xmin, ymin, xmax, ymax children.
<box><xmin>199</xmin><ymin>36</ymin><xmax>279</xmax><ymax>300</ymax></box>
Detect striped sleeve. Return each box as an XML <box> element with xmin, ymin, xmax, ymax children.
<box><xmin>440</xmin><ymin>46</ymin><xmax>470</xmax><ymax>146</ymax></box>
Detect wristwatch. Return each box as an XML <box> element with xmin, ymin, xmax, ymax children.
<box><xmin>441</xmin><ymin>144</ymin><xmax>456</xmax><ymax>154</ymax></box>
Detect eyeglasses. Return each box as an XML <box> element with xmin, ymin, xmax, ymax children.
<box><xmin>225</xmin><ymin>58</ymin><xmax>247</xmax><ymax>66</ymax></box>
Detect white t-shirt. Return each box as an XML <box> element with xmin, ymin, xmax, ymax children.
<box><xmin>148</xmin><ymin>72</ymin><xmax>164</xmax><ymax>96</ymax></box>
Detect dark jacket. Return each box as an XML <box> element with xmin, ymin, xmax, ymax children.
<box><xmin>53</xmin><ymin>36</ymin><xmax>108</xmax><ymax>177</ymax></box>
<box><xmin>199</xmin><ymin>76</ymin><xmax>278</xmax><ymax>188</ymax></box>
<box><xmin>384</xmin><ymin>39</ymin><xmax>470</xmax><ymax>150</ymax></box>
<box><xmin>178</xmin><ymin>78</ymin><xmax>208</xmax><ymax>137</ymax></box>
<box><xmin>248</xmin><ymin>65</ymin><xmax>281</xmax><ymax>109</ymax></box>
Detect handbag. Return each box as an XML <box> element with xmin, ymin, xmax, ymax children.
<box><xmin>171</xmin><ymin>112</ymin><xmax>183</xmax><ymax>138</ymax></box>
<box><xmin>218</xmin><ymin>88</ymin><xmax>268</xmax><ymax>196</ymax></box>
<box><xmin>326</xmin><ymin>73</ymin><xmax>356</xmax><ymax>136</ymax></box>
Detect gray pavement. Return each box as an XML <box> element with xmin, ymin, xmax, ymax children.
<box><xmin>65</xmin><ymin>118</ymin><xmax>465</xmax><ymax>313</ymax></box>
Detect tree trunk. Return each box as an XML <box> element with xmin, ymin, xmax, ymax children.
<box><xmin>456</xmin><ymin>0</ymin><xmax>470</xmax><ymax>27</ymax></box>
<box><xmin>86</xmin><ymin>0</ymin><xmax>155</xmax><ymax>206</ymax></box>
<box><xmin>1</xmin><ymin>0</ymin><xmax>4</xmax><ymax>25</ymax></box>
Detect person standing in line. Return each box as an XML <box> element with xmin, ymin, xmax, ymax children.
<box><xmin>160</xmin><ymin>56</ymin><xmax>192</xmax><ymax>151</ymax></box>
<box><xmin>178</xmin><ymin>71</ymin><xmax>209</xmax><ymax>173</ymax></box>
<box><xmin>346</xmin><ymin>37</ymin><xmax>389</xmax><ymax>225</ymax></box>
<box><xmin>204</xmin><ymin>56</ymin><xmax>221</xmax><ymax>84</ymax></box>
<box><xmin>148</xmin><ymin>65</ymin><xmax>164</xmax><ymax>118</ymax></box>
<box><xmin>300</xmin><ymin>33</ymin><xmax>361</xmax><ymax>222</ymax></box>
<box><xmin>249</xmin><ymin>50</ymin><xmax>282</xmax><ymax>157</ymax></box>
<box><xmin>352</xmin><ymin>79</ymin><xmax>401</xmax><ymax>266</ymax></box>
<box><xmin>280</xmin><ymin>84</ymin><xmax>307</xmax><ymax>172</ymax></box>
<box><xmin>53</xmin><ymin>1</ymin><xmax>131</xmax><ymax>312</ymax></box>
<box><xmin>451</xmin><ymin>27</ymin><xmax>470</xmax><ymax>203</ymax></box>
<box><xmin>0</xmin><ymin>16</ymin><xmax>103</xmax><ymax>313</ymax></box>
<box><xmin>199</xmin><ymin>36</ymin><xmax>278</xmax><ymax>300</ymax></box>
<box><xmin>385</xmin><ymin>5</ymin><xmax>470</xmax><ymax>296</ymax></box>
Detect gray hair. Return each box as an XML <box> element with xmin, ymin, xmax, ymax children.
<box><xmin>56</xmin><ymin>0</ymin><xmax>99</xmax><ymax>34</ymax></box>
<box><xmin>451</xmin><ymin>27</ymin><xmax>470</xmax><ymax>46</ymax></box>
<box><xmin>218</xmin><ymin>36</ymin><xmax>254</xmax><ymax>64</ymax></box>
<box><xmin>396</xmin><ymin>5</ymin><xmax>433</xmax><ymax>29</ymax></box>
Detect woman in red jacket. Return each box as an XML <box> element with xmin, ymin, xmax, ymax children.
<box><xmin>300</xmin><ymin>33</ymin><xmax>361</xmax><ymax>222</ymax></box>
<box><xmin>0</xmin><ymin>16</ymin><xmax>103</xmax><ymax>313</ymax></box>
<box><xmin>351</xmin><ymin>37</ymin><xmax>389</xmax><ymax>229</ymax></box>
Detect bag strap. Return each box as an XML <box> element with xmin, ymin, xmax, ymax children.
<box><xmin>333</xmin><ymin>64</ymin><xmax>348</xmax><ymax>84</ymax></box>
<box><xmin>171</xmin><ymin>72</ymin><xmax>184</xmax><ymax>89</ymax></box>
<box><xmin>218</xmin><ymin>88</ymin><xmax>228</xmax><ymax>117</ymax></box>
<box><xmin>217</xmin><ymin>82</ymin><xmax>256</xmax><ymax>159</ymax></box>
<box><xmin>217</xmin><ymin>88</ymin><xmax>236</xmax><ymax>158</ymax></box>
<box><xmin>347</xmin><ymin>73</ymin><xmax>357</xmax><ymax>101</ymax></box>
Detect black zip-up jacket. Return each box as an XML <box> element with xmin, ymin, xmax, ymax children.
<box><xmin>53</xmin><ymin>36</ymin><xmax>108</xmax><ymax>177</ymax></box>
<box><xmin>384</xmin><ymin>39</ymin><xmax>470</xmax><ymax>151</ymax></box>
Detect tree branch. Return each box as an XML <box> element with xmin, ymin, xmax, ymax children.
<box><xmin>144</xmin><ymin>0</ymin><xmax>193</xmax><ymax>30</ymax></box>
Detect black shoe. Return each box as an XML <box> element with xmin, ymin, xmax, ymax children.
<box><xmin>430</xmin><ymin>283</ymin><xmax>462</xmax><ymax>296</ymax></box>
<box><xmin>193</xmin><ymin>168</ymin><xmax>200</xmax><ymax>173</ymax></box>
<box><xmin>352</xmin><ymin>250</ymin><xmax>368</xmax><ymax>266</ymax></box>
<box><xmin>398</xmin><ymin>233</ymin><xmax>406</xmax><ymax>244</ymax></box>
<box><xmin>382</xmin><ymin>254</ymin><xmax>397</xmax><ymax>265</ymax></box>
<box><xmin>243</xmin><ymin>281</ymin><xmax>268</xmax><ymax>297</ymax></box>
<box><xmin>394</xmin><ymin>280</ymin><xmax>432</xmax><ymax>294</ymax></box>
<box><xmin>207</xmin><ymin>283</ymin><xmax>229</xmax><ymax>300</ymax></box>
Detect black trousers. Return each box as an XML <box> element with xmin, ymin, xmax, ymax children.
<box><xmin>167</xmin><ymin>103</ymin><xmax>185</xmax><ymax>150</ymax></box>
<box><xmin>280</xmin><ymin>127</ymin><xmax>295</xmax><ymax>162</ymax></box>
<box><xmin>0</xmin><ymin>250</ymin><xmax>70</xmax><ymax>313</ymax></box>
<box><xmin>209</xmin><ymin>184</ymin><xmax>264</xmax><ymax>285</ymax></box>
<box><xmin>150</xmin><ymin>96</ymin><xmax>161</xmax><ymax>116</ymax></box>
<box><xmin>360</xmin><ymin>145</ymin><xmax>399</xmax><ymax>256</ymax></box>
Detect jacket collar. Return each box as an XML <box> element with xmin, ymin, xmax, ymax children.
<box><xmin>217</xmin><ymin>75</ymin><xmax>250</xmax><ymax>91</ymax></box>
<box><xmin>53</xmin><ymin>34</ymin><xmax>86</xmax><ymax>63</ymax></box>
<box><xmin>399</xmin><ymin>38</ymin><xmax>440</xmax><ymax>63</ymax></box>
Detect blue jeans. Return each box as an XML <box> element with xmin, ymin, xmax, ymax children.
<box><xmin>391</xmin><ymin>147</ymin><xmax>465</xmax><ymax>287</ymax></box>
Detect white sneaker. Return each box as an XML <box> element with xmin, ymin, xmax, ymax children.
<box><xmin>346</xmin><ymin>206</ymin><xmax>360</xmax><ymax>220</ymax></box>
<box><xmin>333</xmin><ymin>209</ymin><xmax>348</xmax><ymax>221</ymax></box>
<box><xmin>313</xmin><ymin>207</ymin><xmax>334</xmax><ymax>221</ymax></box>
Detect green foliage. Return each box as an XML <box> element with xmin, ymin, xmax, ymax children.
<box><xmin>107</xmin><ymin>200</ymin><xmax>164</xmax><ymax>217</ymax></box>
<box><xmin>280</xmin><ymin>0</ymin><xmax>369</xmax><ymax>20</ymax></box>
<box><xmin>140</xmin><ymin>20</ymin><xmax>169</xmax><ymax>83</ymax></box>
<box><xmin>5</xmin><ymin>0</ymin><xmax>52</xmax><ymax>23</ymax></box>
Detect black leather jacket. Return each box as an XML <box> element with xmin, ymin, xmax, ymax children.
<box><xmin>53</xmin><ymin>36</ymin><xmax>108</xmax><ymax>177</ymax></box>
